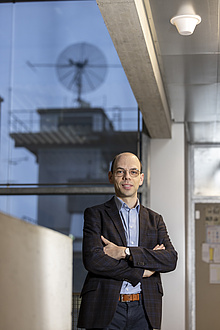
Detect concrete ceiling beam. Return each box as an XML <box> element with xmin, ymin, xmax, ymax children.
<box><xmin>96</xmin><ymin>0</ymin><xmax>172</xmax><ymax>138</ymax></box>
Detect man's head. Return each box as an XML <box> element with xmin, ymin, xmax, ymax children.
<box><xmin>110</xmin><ymin>153</ymin><xmax>142</xmax><ymax>174</ymax></box>
<box><xmin>108</xmin><ymin>152</ymin><xmax>144</xmax><ymax>205</ymax></box>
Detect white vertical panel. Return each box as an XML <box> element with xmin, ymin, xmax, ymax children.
<box><xmin>150</xmin><ymin>123</ymin><xmax>185</xmax><ymax>330</ymax></box>
<box><xmin>0</xmin><ymin>212</ymin><xmax>72</xmax><ymax>330</ymax></box>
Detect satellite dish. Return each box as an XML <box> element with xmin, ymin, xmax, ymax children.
<box><xmin>56</xmin><ymin>42</ymin><xmax>108</xmax><ymax>105</ymax></box>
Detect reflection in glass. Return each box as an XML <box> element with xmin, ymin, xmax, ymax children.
<box><xmin>0</xmin><ymin>0</ymin><xmax>139</xmax><ymax>209</ymax></box>
<box><xmin>0</xmin><ymin>2</ymin><xmax>141</xmax><ymax>316</ymax></box>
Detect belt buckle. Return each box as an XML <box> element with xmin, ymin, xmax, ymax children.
<box><xmin>121</xmin><ymin>294</ymin><xmax>132</xmax><ymax>302</ymax></box>
<box><xmin>121</xmin><ymin>294</ymin><xmax>126</xmax><ymax>302</ymax></box>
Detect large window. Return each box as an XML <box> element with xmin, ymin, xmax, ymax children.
<box><xmin>194</xmin><ymin>146</ymin><xmax>220</xmax><ymax>197</ymax></box>
<box><xmin>0</xmin><ymin>4</ymin><xmax>144</xmax><ymax>328</ymax></box>
<box><xmin>0</xmin><ymin>0</ymin><xmax>140</xmax><ymax>215</ymax></box>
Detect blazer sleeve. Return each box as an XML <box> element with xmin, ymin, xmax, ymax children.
<box><xmin>130</xmin><ymin>211</ymin><xmax>178</xmax><ymax>273</ymax></box>
<box><xmin>82</xmin><ymin>206</ymin><xmax>144</xmax><ymax>286</ymax></box>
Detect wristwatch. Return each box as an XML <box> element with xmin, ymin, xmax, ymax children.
<box><xmin>124</xmin><ymin>247</ymin><xmax>131</xmax><ymax>261</ymax></box>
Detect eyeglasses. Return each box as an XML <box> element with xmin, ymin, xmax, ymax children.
<box><xmin>114</xmin><ymin>169</ymin><xmax>141</xmax><ymax>177</ymax></box>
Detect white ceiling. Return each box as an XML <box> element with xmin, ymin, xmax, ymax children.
<box><xmin>96</xmin><ymin>0</ymin><xmax>220</xmax><ymax>143</ymax></box>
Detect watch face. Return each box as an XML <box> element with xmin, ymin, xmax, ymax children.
<box><xmin>126</xmin><ymin>248</ymin><xmax>130</xmax><ymax>255</ymax></box>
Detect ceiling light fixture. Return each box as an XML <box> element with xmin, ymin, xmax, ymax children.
<box><xmin>170</xmin><ymin>14</ymin><xmax>201</xmax><ymax>36</ymax></box>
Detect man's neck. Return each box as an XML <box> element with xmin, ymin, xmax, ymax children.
<box><xmin>117</xmin><ymin>196</ymin><xmax>138</xmax><ymax>209</ymax></box>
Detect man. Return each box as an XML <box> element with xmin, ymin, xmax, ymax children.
<box><xmin>77</xmin><ymin>152</ymin><xmax>177</xmax><ymax>330</ymax></box>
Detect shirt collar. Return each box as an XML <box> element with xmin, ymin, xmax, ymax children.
<box><xmin>114</xmin><ymin>196</ymin><xmax>140</xmax><ymax>212</ymax></box>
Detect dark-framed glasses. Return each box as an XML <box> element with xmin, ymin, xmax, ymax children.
<box><xmin>114</xmin><ymin>169</ymin><xmax>141</xmax><ymax>177</ymax></box>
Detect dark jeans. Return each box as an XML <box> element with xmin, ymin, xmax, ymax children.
<box><xmin>86</xmin><ymin>299</ymin><xmax>153</xmax><ymax>330</ymax></box>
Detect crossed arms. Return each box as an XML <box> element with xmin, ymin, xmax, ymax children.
<box><xmin>101</xmin><ymin>235</ymin><xmax>165</xmax><ymax>278</ymax></box>
<box><xmin>82</xmin><ymin>205</ymin><xmax>177</xmax><ymax>286</ymax></box>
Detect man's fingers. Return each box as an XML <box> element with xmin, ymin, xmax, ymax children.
<box><xmin>153</xmin><ymin>244</ymin><xmax>165</xmax><ymax>250</ymax></box>
<box><xmin>143</xmin><ymin>269</ymin><xmax>155</xmax><ymax>278</ymax></box>
<box><xmin>101</xmin><ymin>235</ymin><xmax>110</xmax><ymax>245</ymax></box>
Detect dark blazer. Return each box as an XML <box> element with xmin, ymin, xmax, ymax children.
<box><xmin>77</xmin><ymin>197</ymin><xmax>177</xmax><ymax>329</ymax></box>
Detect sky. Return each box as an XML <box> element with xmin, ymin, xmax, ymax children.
<box><xmin>0</xmin><ymin>0</ymin><xmax>138</xmax><ymax>219</ymax></box>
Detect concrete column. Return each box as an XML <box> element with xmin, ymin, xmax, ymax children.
<box><xmin>149</xmin><ymin>123</ymin><xmax>185</xmax><ymax>330</ymax></box>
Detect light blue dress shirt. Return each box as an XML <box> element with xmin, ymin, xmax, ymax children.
<box><xmin>115</xmin><ymin>196</ymin><xmax>141</xmax><ymax>294</ymax></box>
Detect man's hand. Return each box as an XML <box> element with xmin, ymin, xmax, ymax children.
<box><xmin>143</xmin><ymin>269</ymin><xmax>155</xmax><ymax>277</ymax></box>
<box><xmin>143</xmin><ymin>243</ymin><xmax>165</xmax><ymax>278</ymax></box>
<box><xmin>101</xmin><ymin>235</ymin><xmax>165</xmax><ymax>267</ymax></box>
<box><xmin>101</xmin><ymin>236</ymin><xmax>126</xmax><ymax>260</ymax></box>
<box><xmin>153</xmin><ymin>244</ymin><xmax>165</xmax><ymax>251</ymax></box>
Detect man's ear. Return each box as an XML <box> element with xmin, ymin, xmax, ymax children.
<box><xmin>139</xmin><ymin>173</ymin><xmax>144</xmax><ymax>186</ymax></box>
<box><xmin>108</xmin><ymin>171</ymin><xmax>114</xmax><ymax>184</ymax></box>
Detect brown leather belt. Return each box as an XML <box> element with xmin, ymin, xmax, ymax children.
<box><xmin>119</xmin><ymin>293</ymin><xmax>142</xmax><ymax>302</ymax></box>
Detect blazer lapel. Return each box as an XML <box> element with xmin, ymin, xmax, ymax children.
<box><xmin>104</xmin><ymin>197</ymin><xmax>127</xmax><ymax>246</ymax></box>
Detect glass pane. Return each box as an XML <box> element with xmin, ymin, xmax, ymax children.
<box><xmin>0</xmin><ymin>1</ymin><xmax>139</xmax><ymax>189</ymax></box>
<box><xmin>0</xmin><ymin>195</ymin><xmax>38</xmax><ymax>224</ymax></box>
<box><xmin>0</xmin><ymin>4</ymin><xmax>142</xmax><ymax>326</ymax></box>
<box><xmin>194</xmin><ymin>147</ymin><xmax>220</xmax><ymax>196</ymax></box>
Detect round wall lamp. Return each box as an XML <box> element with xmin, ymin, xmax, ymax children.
<box><xmin>170</xmin><ymin>14</ymin><xmax>201</xmax><ymax>36</ymax></box>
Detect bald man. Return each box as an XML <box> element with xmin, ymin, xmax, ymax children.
<box><xmin>77</xmin><ymin>152</ymin><xmax>177</xmax><ymax>330</ymax></box>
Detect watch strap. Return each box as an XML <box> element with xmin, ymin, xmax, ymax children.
<box><xmin>125</xmin><ymin>247</ymin><xmax>130</xmax><ymax>261</ymax></box>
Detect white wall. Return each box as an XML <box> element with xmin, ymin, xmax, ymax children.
<box><xmin>149</xmin><ymin>123</ymin><xmax>185</xmax><ymax>330</ymax></box>
<box><xmin>0</xmin><ymin>212</ymin><xmax>73</xmax><ymax>330</ymax></box>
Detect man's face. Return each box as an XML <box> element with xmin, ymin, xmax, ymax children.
<box><xmin>108</xmin><ymin>153</ymin><xmax>144</xmax><ymax>201</ymax></box>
